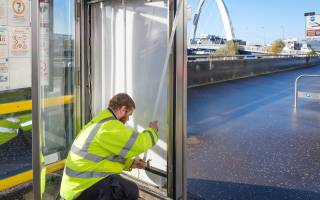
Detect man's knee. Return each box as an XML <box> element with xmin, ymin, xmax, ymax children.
<box><xmin>125</xmin><ymin>180</ymin><xmax>139</xmax><ymax>199</ymax></box>
<box><xmin>118</xmin><ymin>176</ymin><xmax>139</xmax><ymax>200</ymax></box>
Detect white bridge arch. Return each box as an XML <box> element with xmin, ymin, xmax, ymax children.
<box><xmin>193</xmin><ymin>0</ymin><xmax>235</xmax><ymax>41</ymax></box>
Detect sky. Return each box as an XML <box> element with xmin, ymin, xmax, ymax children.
<box><xmin>53</xmin><ymin>0</ymin><xmax>320</xmax><ymax>44</ymax></box>
<box><xmin>54</xmin><ymin>0</ymin><xmax>74</xmax><ymax>35</ymax></box>
<box><xmin>187</xmin><ymin>0</ymin><xmax>320</xmax><ymax>44</ymax></box>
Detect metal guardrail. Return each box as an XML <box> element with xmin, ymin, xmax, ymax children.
<box><xmin>188</xmin><ymin>54</ymin><xmax>320</xmax><ymax>61</ymax></box>
<box><xmin>294</xmin><ymin>75</ymin><xmax>320</xmax><ymax>110</ymax></box>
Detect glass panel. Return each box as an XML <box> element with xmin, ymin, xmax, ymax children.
<box><xmin>38</xmin><ymin>0</ymin><xmax>75</xmax><ymax>198</ymax></box>
<box><xmin>90</xmin><ymin>0</ymin><xmax>169</xmax><ymax>190</ymax></box>
<box><xmin>187</xmin><ymin>1</ymin><xmax>320</xmax><ymax>199</ymax></box>
<box><xmin>0</xmin><ymin>0</ymin><xmax>32</xmax><ymax>187</ymax></box>
<box><xmin>39</xmin><ymin>0</ymin><xmax>75</xmax><ymax>161</ymax></box>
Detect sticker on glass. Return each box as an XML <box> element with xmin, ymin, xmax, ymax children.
<box><xmin>8</xmin><ymin>0</ymin><xmax>30</xmax><ymax>26</ymax></box>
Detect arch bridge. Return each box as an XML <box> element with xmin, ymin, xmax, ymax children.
<box><xmin>193</xmin><ymin>0</ymin><xmax>235</xmax><ymax>41</ymax></box>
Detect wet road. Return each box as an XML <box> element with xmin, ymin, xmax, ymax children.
<box><xmin>0</xmin><ymin>133</ymin><xmax>32</xmax><ymax>179</ymax></box>
<box><xmin>187</xmin><ymin>66</ymin><xmax>320</xmax><ymax>200</ymax></box>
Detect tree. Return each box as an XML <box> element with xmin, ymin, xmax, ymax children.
<box><xmin>307</xmin><ymin>48</ymin><xmax>317</xmax><ymax>55</ymax></box>
<box><xmin>270</xmin><ymin>40</ymin><xmax>285</xmax><ymax>55</ymax></box>
<box><xmin>211</xmin><ymin>40</ymin><xmax>239</xmax><ymax>57</ymax></box>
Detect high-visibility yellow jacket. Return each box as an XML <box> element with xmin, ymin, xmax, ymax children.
<box><xmin>60</xmin><ymin>109</ymin><xmax>158</xmax><ymax>200</ymax></box>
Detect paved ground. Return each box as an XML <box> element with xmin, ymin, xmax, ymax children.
<box><xmin>187</xmin><ymin>66</ymin><xmax>320</xmax><ymax>200</ymax></box>
<box><xmin>0</xmin><ymin>133</ymin><xmax>32</xmax><ymax>179</ymax></box>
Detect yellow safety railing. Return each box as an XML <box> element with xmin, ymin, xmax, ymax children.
<box><xmin>0</xmin><ymin>95</ymin><xmax>74</xmax><ymax>115</ymax></box>
<box><xmin>0</xmin><ymin>170</ymin><xmax>32</xmax><ymax>191</ymax></box>
<box><xmin>0</xmin><ymin>95</ymin><xmax>73</xmax><ymax>191</ymax></box>
<box><xmin>0</xmin><ymin>160</ymin><xmax>66</xmax><ymax>190</ymax></box>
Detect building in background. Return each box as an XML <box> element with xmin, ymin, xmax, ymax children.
<box><xmin>305</xmin><ymin>12</ymin><xmax>320</xmax><ymax>39</ymax></box>
<box><xmin>305</xmin><ymin>12</ymin><xmax>320</xmax><ymax>52</ymax></box>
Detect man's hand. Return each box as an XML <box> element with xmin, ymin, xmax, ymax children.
<box><xmin>149</xmin><ymin>121</ymin><xmax>158</xmax><ymax>133</ymax></box>
<box><xmin>132</xmin><ymin>159</ymin><xmax>146</xmax><ymax>169</ymax></box>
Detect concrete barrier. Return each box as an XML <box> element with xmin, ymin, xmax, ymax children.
<box><xmin>188</xmin><ymin>56</ymin><xmax>320</xmax><ymax>87</ymax></box>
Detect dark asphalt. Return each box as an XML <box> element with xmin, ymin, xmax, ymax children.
<box><xmin>0</xmin><ymin>132</ymin><xmax>32</xmax><ymax>179</ymax></box>
<box><xmin>187</xmin><ymin>66</ymin><xmax>320</xmax><ymax>200</ymax></box>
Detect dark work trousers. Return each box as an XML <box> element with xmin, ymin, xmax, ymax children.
<box><xmin>76</xmin><ymin>174</ymin><xmax>139</xmax><ymax>200</ymax></box>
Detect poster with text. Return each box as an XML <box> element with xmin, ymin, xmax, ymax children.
<box><xmin>9</xmin><ymin>27</ymin><xmax>31</xmax><ymax>57</ymax></box>
<box><xmin>0</xmin><ymin>26</ymin><xmax>8</xmax><ymax>58</ymax></box>
<box><xmin>40</xmin><ymin>26</ymin><xmax>49</xmax><ymax>86</ymax></box>
<box><xmin>40</xmin><ymin>58</ymin><xmax>49</xmax><ymax>86</ymax></box>
<box><xmin>0</xmin><ymin>59</ymin><xmax>9</xmax><ymax>91</ymax></box>
<box><xmin>8</xmin><ymin>0</ymin><xmax>30</xmax><ymax>26</ymax></box>
<box><xmin>40</xmin><ymin>1</ymin><xmax>49</xmax><ymax>25</ymax></box>
<box><xmin>39</xmin><ymin>1</ymin><xmax>49</xmax><ymax>87</ymax></box>
<box><xmin>40</xmin><ymin>27</ymin><xmax>49</xmax><ymax>58</ymax></box>
<box><xmin>0</xmin><ymin>0</ymin><xmax>8</xmax><ymax>25</ymax></box>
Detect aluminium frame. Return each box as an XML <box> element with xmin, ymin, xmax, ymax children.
<box><xmin>31</xmin><ymin>0</ymin><xmax>187</xmax><ymax>199</ymax></box>
<box><xmin>78</xmin><ymin>0</ymin><xmax>187</xmax><ymax>199</ymax></box>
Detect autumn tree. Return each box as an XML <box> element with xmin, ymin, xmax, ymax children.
<box><xmin>211</xmin><ymin>40</ymin><xmax>239</xmax><ymax>57</ymax></box>
<box><xmin>270</xmin><ymin>40</ymin><xmax>285</xmax><ymax>54</ymax></box>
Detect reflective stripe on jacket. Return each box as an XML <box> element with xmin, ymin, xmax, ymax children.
<box><xmin>60</xmin><ymin>109</ymin><xmax>158</xmax><ymax>200</ymax></box>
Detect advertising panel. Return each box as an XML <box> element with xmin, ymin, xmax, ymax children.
<box><xmin>0</xmin><ymin>0</ymin><xmax>7</xmax><ymax>25</ymax></box>
<box><xmin>0</xmin><ymin>26</ymin><xmax>8</xmax><ymax>58</ymax></box>
<box><xmin>8</xmin><ymin>0</ymin><xmax>30</xmax><ymax>26</ymax></box>
<box><xmin>0</xmin><ymin>58</ymin><xmax>9</xmax><ymax>91</ymax></box>
<box><xmin>9</xmin><ymin>26</ymin><xmax>31</xmax><ymax>57</ymax></box>
<box><xmin>306</xmin><ymin>14</ymin><xmax>320</xmax><ymax>38</ymax></box>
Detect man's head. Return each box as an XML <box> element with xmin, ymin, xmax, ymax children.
<box><xmin>108</xmin><ymin>93</ymin><xmax>135</xmax><ymax>124</ymax></box>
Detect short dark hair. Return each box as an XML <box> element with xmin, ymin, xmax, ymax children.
<box><xmin>108</xmin><ymin>93</ymin><xmax>135</xmax><ymax>111</ymax></box>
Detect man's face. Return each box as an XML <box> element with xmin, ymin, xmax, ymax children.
<box><xmin>118</xmin><ymin>106</ymin><xmax>133</xmax><ymax>124</ymax></box>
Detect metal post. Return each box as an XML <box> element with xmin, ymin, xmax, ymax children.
<box><xmin>174</xmin><ymin>0</ymin><xmax>187</xmax><ymax>199</ymax></box>
<box><xmin>31</xmin><ymin>0</ymin><xmax>41</xmax><ymax>199</ymax></box>
<box><xmin>294</xmin><ymin>74</ymin><xmax>320</xmax><ymax>111</ymax></box>
<box><xmin>294</xmin><ymin>75</ymin><xmax>300</xmax><ymax>110</ymax></box>
<box><xmin>167</xmin><ymin>0</ymin><xmax>175</xmax><ymax>197</ymax></box>
<box><xmin>82</xmin><ymin>1</ymin><xmax>92</xmax><ymax>124</ymax></box>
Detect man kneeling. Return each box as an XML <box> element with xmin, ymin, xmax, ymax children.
<box><xmin>60</xmin><ymin>93</ymin><xmax>158</xmax><ymax>200</ymax></box>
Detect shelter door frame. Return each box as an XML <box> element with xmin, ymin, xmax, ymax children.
<box><xmin>78</xmin><ymin>0</ymin><xmax>187</xmax><ymax>199</ymax></box>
